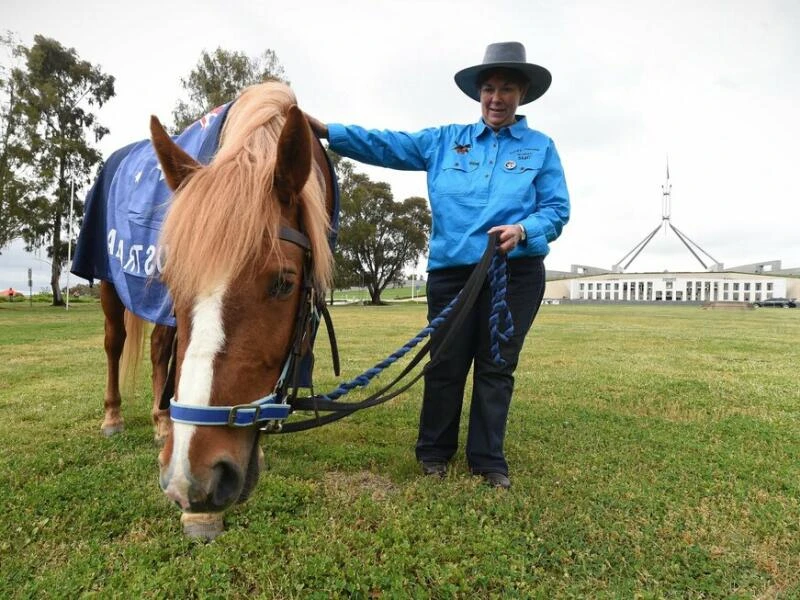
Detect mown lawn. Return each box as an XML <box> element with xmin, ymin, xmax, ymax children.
<box><xmin>0</xmin><ymin>302</ymin><xmax>798</xmax><ymax>598</ymax></box>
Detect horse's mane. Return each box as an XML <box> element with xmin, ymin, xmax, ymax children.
<box><xmin>160</xmin><ymin>82</ymin><xmax>332</xmax><ymax>307</ymax></box>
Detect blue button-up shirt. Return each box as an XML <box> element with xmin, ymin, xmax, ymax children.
<box><xmin>328</xmin><ymin>116</ymin><xmax>569</xmax><ymax>271</ymax></box>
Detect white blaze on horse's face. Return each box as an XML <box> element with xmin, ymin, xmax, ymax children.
<box><xmin>161</xmin><ymin>283</ymin><xmax>227</xmax><ymax>510</ymax></box>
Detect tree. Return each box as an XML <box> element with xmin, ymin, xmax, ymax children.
<box><xmin>172</xmin><ymin>48</ymin><xmax>287</xmax><ymax>131</ymax></box>
<box><xmin>0</xmin><ymin>32</ymin><xmax>30</xmax><ymax>252</ymax></box>
<box><xmin>335</xmin><ymin>154</ymin><xmax>431</xmax><ymax>304</ymax></box>
<box><xmin>11</xmin><ymin>35</ymin><xmax>115</xmax><ymax>305</ymax></box>
<box><xmin>329</xmin><ymin>253</ymin><xmax>361</xmax><ymax>305</ymax></box>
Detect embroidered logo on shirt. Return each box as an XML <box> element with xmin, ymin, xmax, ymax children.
<box><xmin>453</xmin><ymin>143</ymin><xmax>471</xmax><ymax>155</ymax></box>
<box><xmin>511</xmin><ymin>148</ymin><xmax>539</xmax><ymax>161</ymax></box>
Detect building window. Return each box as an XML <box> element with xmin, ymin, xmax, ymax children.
<box><xmin>744</xmin><ymin>292</ymin><xmax>750</xmax><ymax>301</ymax></box>
<box><xmin>723</xmin><ymin>292</ymin><xmax>729</xmax><ymax>300</ymax></box>
<box><xmin>755</xmin><ymin>283</ymin><xmax>762</xmax><ymax>291</ymax></box>
<box><xmin>588</xmin><ymin>283</ymin><xmax>593</xmax><ymax>290</ymax></box>
<box><xmin>579</xmin><ymin>283</ymin><xmax>584</xmax><ymax>290</ymax></box>
<box><xmin>767</xmin><ymin>283</ymin><xmax>773</xmax><ymax>291</ymax></box>
<box><xmin>733</xmin><ymin>283</ymin><xmax>740</xmax><ymax>291</ymax></box>
<box><xmin>723</xmin><ymin>282</ymin><xmax>729</xmax><ymax>291</ymax></box>
<box><xmin>733</xmin><ymin>292</ymin><xmax>739</xmax><ymax>301</ymax></box>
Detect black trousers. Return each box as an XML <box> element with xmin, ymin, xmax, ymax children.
<box><xmin>416</xmin><ymin>256</ymin><xmax>545</xmax><ymax>475</ymax></box>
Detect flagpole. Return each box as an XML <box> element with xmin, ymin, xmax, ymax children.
<box><xmin>65</xmin><ymin>171</ymin><xmax>74</xmax><ymax>310</ymax></box>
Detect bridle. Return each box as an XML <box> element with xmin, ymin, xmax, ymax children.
<box><xmin>158</xmin><ymin>224</ymin><xmax>338</xmax><ymax>432</ymax></box>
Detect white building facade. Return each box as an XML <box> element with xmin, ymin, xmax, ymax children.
<box><xmin>549</xmin><ymin>272</ymin><xmax>791</xmax><ymax>303</ymax></box>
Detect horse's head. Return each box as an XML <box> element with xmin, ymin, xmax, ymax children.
<box><xmin>151</xmin><ymin>83</ymin><xmax>332</xmax><ymax>518</ymax></box>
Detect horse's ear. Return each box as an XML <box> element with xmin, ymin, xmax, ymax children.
<box><xmin>150</xmin><ymin>116</ymin><xmax>201</xmax><ymax>191</ymax></box>
<box><xmin>274</xmin><ymin>105</ymin><xmax>312</xmax><ymax>202</ymax></box>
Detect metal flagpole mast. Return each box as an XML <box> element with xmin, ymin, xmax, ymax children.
<box><xmin>65</xmin><ymin>171</ymin><xmax>74</xmax><ymax>310</ymax></box>
<box><xmin>661</xmin><ymin>157</ymin><xmax>671</xmax><ymax>230</ymax></box>
<box><xmin>613</xmin><ymin>158</ymin><xmax>722</xmax><ymax>272</ymax></box>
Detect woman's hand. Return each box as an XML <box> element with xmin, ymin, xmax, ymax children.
<box><xmin>303</xmin><ymin>112</ymin><xmax>329</xmax><ymax>139</ymax></box>
<box><xmin>487</xmin><ymin>224</ymin><xmax>525</xmax><ymax>255</ymax></box>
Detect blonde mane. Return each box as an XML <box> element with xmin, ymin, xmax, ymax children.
<box><xmin>160</xmin><ymin>82</ymin><xmax>332</xmax><ymax>307</ymax></box>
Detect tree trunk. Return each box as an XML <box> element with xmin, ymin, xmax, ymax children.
<box><xmin>51</xmin><ymin>210</ymin><xmax>64</xmax><ymax>306</ymax></box>
<box><xmin>369</xmin><ymin>287</ymin><xmax>381</xmax><ymax>305</ymax></box>
<box><xmin>50</xmin><ymin>260</ymin><xmax>63</xmax><ymax>305</ymax></box>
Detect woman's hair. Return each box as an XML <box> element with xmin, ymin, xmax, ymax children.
<box><xmin>477</xmin><ymin>67</ymin><xmax>530</xmax><ymax>90</ymax></box>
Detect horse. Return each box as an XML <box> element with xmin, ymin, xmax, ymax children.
<box><xmin>87</xmin><ymin>82</ymin><xmax>334</xmax><ymax>537</ymax></box>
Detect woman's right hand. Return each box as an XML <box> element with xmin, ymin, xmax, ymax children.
<box><xmin>303</xmin><ymin>112</ymin><xmax>329</xmax><ymax>139</ymax></box>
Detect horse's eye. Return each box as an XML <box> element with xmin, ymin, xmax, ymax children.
<box><xmin>268</xmin><ymin>274</ymin><xmax>295</xmax><ymax>299</ymax></box>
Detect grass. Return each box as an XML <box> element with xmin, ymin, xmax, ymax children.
<box><xmin>1</xmin><ymin>302</ymin><xmax>799</xmax><ymax>598</ymax></box>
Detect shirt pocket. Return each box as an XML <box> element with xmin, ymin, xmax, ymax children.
<box><xmin>434</xmin><ymin>154</ymin><xmax>484</xmax><ymax>200</ymax></box>
<box><xmin>502</xmin><ymin>151</ymin><xmax>547</xmax><ymax>209</ymax></box>
<box><xmin>502</xmin><ymin>150</ymin><xmax>546</xmax><ymax>176</ymax></box>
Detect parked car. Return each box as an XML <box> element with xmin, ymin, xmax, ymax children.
<box><xmin>752</xmin><ymin>297</ymin><xmax>797</xmax><ymax>308</ymax></box>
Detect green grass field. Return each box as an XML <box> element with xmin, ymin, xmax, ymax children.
<box><xmin>1</xmin><ymin>302</ymin><xmax>799</xmax><ymax>598</ymax></box>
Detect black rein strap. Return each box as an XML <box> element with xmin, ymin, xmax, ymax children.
<box><xmin>273</xmin><ymin>233</ymin><xmax>500</xmax><ymax>433</ymax></box>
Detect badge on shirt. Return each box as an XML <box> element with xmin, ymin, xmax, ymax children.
<box><xmin>504</xmin><ymin>160</ymin><xmax>516</xmax><ymax>170</ymax></box>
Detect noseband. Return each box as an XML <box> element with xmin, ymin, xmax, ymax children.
<box><xmin>161</xmin><ymin>225</ymin><xmax>325</xmax><ymax>431</ymax></box>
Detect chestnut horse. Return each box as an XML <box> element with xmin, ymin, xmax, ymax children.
<box><xmin>98</xmin><ymin>82</ymin><xmax>333</xmax><ymax>534</ymax></box>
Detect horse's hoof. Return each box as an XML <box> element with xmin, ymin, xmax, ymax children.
<box><xmin>181</xmin><ymin>512</ymin><xmax>224</xmax><ymax>540</ymax></box>
<box><xmin>101</xmin><ymin>423</ymin><xmax>125</xmax><ymax>437</ymax></box>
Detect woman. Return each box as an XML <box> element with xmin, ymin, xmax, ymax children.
<box><xmin>307</xmin><ymin>42</ymin><xmax>569</xmax><ymax>489</ymax></box>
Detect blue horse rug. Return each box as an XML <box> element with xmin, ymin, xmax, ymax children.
<box><xmin>72</xmin><ymin>104</ymin><xmax>234</xmax><ymax>326</ymax></box>
<box><xmin>72</xmin><ymin>104</ymin><xmax>339</xmax><ymax>387</ymax></box>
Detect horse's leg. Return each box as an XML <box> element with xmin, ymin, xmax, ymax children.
<box><xmin>100</xmin><ymin>281</ymin><xmax>126</xmax><ymax>436</ymax></box>
<box><xmin>150</xmin><ymin>324</ymin><xmax>175</xmax><ymax>444</ymax></box>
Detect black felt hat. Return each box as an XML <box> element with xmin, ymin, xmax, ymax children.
<box><xmin>454</xmin><ymin>41</ymin><xmax>552</xmax><ymax>105</ymax></box>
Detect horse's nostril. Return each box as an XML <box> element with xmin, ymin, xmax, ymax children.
<box><xmin>211</xmin><ymin>460</ymin><xmax>242</xmax><ymax>509</ymax></box>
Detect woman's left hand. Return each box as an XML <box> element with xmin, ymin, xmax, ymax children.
<box><xmin>487</xmin><ymin>224</ymin><xmax>525</xmax><ymax>255</ymax></box>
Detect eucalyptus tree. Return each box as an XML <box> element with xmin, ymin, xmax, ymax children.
<box><xmin>329</xmin><ymin>151</ymin><xmax>431</xmax><ymax>304</ymax></box>
<box><xmin>0</xmin><ymin>32</ymin><xmax>28</xmax><ymax>251</ymax></box>
<box><xmin>172</xmin><ymin>47</ymin><xmax>287</xmax><ymax>132</ymax></box>
<box><xmin>11</xmin><ymin>34</ymin><xmax>114</xmax><ymax>304</ymax></box>
<box><xmin>339</xmin><ymin>179</ymin><xmax>430</xmax><ymax>305</ymax></box>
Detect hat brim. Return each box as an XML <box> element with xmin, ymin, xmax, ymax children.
<box><xmin>454</xmin><ymin>62</ymin><xmax>552</xmax><ymax>105</ymax></box>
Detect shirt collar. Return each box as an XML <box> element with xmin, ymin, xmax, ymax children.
<box><xmin>475</xmin><ymin>115</ymin><xmax>528</xmax><ymax>140</ymax></box>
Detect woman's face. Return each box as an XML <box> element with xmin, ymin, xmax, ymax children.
<box><xmin>479</xmin><ymin>73</ymin><xmax>525</xmax><ymax>130</ymax></box>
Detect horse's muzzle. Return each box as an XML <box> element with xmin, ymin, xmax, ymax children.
<box><xmin>161</xmin><ymin>459</ymin><xmax>243</xmax><ymax>513</ymax></box>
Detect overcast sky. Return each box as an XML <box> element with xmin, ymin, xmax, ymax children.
<box><xmin>2</xmin><ymin>0</ymin><xmax>799</xmax><ymax>292</ymax></box>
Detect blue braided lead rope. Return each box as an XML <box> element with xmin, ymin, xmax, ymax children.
<box><xmin>488</xmin><ymin>253</ymin><xmax>515</xmax><ymax>366</ymax></box>
<box><xmin>322</xmin><ymin>254</ymin><xmax>513</xmax><ymax>401</ymax></box>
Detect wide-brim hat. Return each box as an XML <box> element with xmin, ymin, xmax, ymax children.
<box><xmin>454</xmin><ymin>41</ymin><xmax>552</xmax><ymax>105</ymax></box>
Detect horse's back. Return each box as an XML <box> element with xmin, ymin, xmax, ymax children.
<box><xmin>72</xmin><ymin>142</ymin><xmax>140</xmax><ymax>284</ymax></box>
